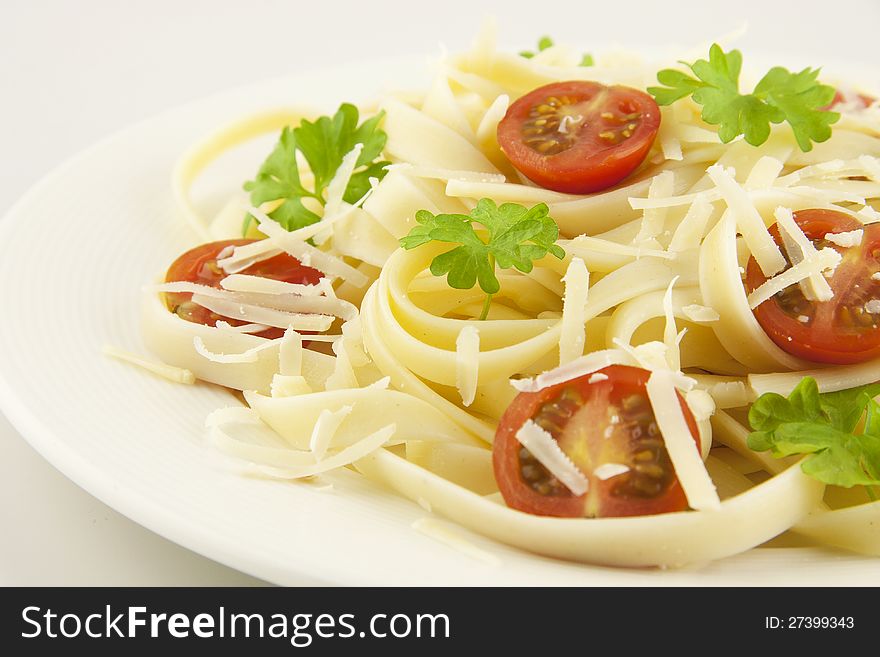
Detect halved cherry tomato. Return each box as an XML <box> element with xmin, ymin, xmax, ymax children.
<box><xmin>164</xmin><ymin>238</ymin><xmax>322</xmax><ymax>339</ymax></box>
<box><xmin>746</xmin><ymin>209</ymin><xmax>880</xmax><ymax>364</ymax></box>
<box><xmin>496</xmin><ymin>81</ymin><xmax>661</xmax><ymax>194</ymax></box>
<box><xmin>493</xmin><ymin>365</ymin><xmax>700</xmax><ymax>518</ymax></box>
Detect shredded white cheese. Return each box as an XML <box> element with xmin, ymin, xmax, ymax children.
<box><xmin>455</xmin><ymin>325</ymin><xmax>480</xmax><ymax>407</ymax></box>
<box><xmin>662</xmin><ymin>276</ymin><xmax>681</xmax><ymax>370</ymax></box>
<box><xmin>309</xmin><ymin>405</ymin><xmax>354</xmax><ymax>461</ymax></box>
<box><xmin>192</xmin><ymin>336</ymin><xmax>273</xmax><ymax>364</ymax></box>
<box><xmin>635</xmin><ymin>171</ymin><xmax>675</xmax><ymax>243</ymax></box>
<box><xmin>681</xmin><ymin>304</ymin><xmax>720</xmax><ymax>323</ymax></box>
<box><xmin>220</xmin><ymin>274</ymin><xmax>327</xmax><ymax>297</ymax></box>
<box><xmin>207</xmin><ymin>411</ymin><xmax>396</xmax><ymax>479</ymax></box>
<box><xmin>190</xmin><ymin>294</ymin><xmax>334</xmax><ymax>331</ymax></box>
<box><xmin>593</xmin><ymin>463</ymin><xmax>630</xmax><ymax>480</ymax></box>
<box><xmin>707</xmin><ymin>165</ymin><xmax>786</xmax><ymax>276</ymax></box>
<box><xmin>646</xmin><ymin>371</ymin><xmax>720</xmax><ymax>511</ymax></box>
<box><xmin>858</xmin><ymin>206</ymin><xmax>880</xmax><ymax>224</ymax></box>
<box><xmin>609</xmin><ymin>339</ymin><xmax>697</xmax><ymax>392</ymax></box>
<box><xmin>558</xmin><ymin>114</ymin><xmax>583</xmax><ymax>135</ymax></box>
<box><xmin>858</xmin><ymin>154</ymin><xmax>880</xmax><ymax>182</ymax></box>
<box><xmin>566</xmin><ymin>235</ymin><xmax>673</xmax><ymax>260</ymax></box>
<box><xmin>667</xmin><ymin>193</ymin><xmax>713</xmax><ymax>252</ymax></box>
<box><xmin>214</xmin><ymin>320</ymin><xmax>272</xmax><ymax>334</ymax></box>
<box><xmin>746</xmin><ymin>247</ymin><xmax>842</xmax><ymax>309</ymax></box>
<box><xmin>510</xmin><ymin>349</ymin><xmax>630</xmax><ymax>392</ymax></box>
<box><xmin>217</xmin><ymin>244</ymin><xmax>284</xmax><ymax>275</ymax></box>
<box><xmin>865</xmin><ymin>300</ymin><xmax>880</xmax><ymax>314</ymax></box>
<box><xmin>158</xmin><ymin>280</ymin><xmax>356</xmax><ymax>321</ymax></box>
<box><xmin>323</xmin><ymin>144</ymin><xmax>363</xmax><ymax>219</ymax></box>
<box><xmin>475</xmin><ymin>94</ymin><xmax>509</xmax><ymax>143</ymax></box>
<box><xmin>660</xmin><ymin>133</ymin><xmax>683</xmax><ymax>161</ymax></box>
<box><xmin>514</xmin><ymin>420</ymin><xmax>589</xmax><ymax>496</ymax></box>
<box><xmin>685</xmin><ymin>388</ymin><xmax>716</xmax><ymax>423</ymax></box>
<box><xmin>744</xmin><ymin>156</ymin><xmax>784</xmax><ymax>189</ymax></box>
<box><xmin>254</xmin><ymin>209</ymin><xmax>369</xmax><ymax>287</ymax></box>
<box><xmin>629</xmin><ymin>189</ymin><xmax>720</xmax><ymax>211</ymax></box>
<box><xmin>825</xmin><ymin>229</ymin><xmax>864</xmax><ymax>248</ymax></box>
<box><xmin>278</xmin><ymin>327</ymin><xmax>302</xmax><ymax>376</ymax></box>
<box><xmin>217</xmin><ymin>206</ymin><xmax>356</xmax><ymax>274</ymax></box>
<box><xmin>270</xmin><ymin>374</ymin><xmax>312</xmax><ymax>398</ymax></box>
<box><xmin>103</xmin><ymin>345</ymin><xmax>195</xmax><ymax>384</ymax></box>
<box><xmin>324</xmin><ymin>338</ymin><xmax>359</xmax><ymax>391</ymax></box>
<box><xmin>774</xmin><ymin>206</ymin><xmax>834</xmax><ymax>302</ymax></box>
<box><xmin>366</xmin><ymin>375</ymin><xmax>391</xmax><ymax>390</ymax></box>
<box><xmin>716</xmin><ymin>381</ymin><xmax>753</xmax><ymax>408</ymax></box>
<box><xmin>559</xmin><ymin>257</ymin><xmax>589</xmax><ymax>365</ymax></box>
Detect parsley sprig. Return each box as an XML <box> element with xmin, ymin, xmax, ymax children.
<box><xmin>748</xmin><ymin>377</ymin><xmax>880</xmax><ymax>498</ymax></box>
<box><xmin>648</xmin><ymin>44</ymin><xmax>839</xmax><ymax>152</ymax></box>
<box><xmin>519</xmin><ymin>36</ymin><xmax>593</xmax><ymax>67</ymax></box>
<box><xmin>243</xmin><ymin>103</ymin><xmax>389</xmax><ymax>233</ymax></box>
<box><xmin>399</xmin><ymin>199</ymin><xmax>566</xmax><ymax>320</ymax></box>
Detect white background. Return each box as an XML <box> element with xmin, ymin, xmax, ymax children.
<box><xmin>1</xmin><ymin>0</ymin><xmax>878</xmax><ymax>585</ymax></box>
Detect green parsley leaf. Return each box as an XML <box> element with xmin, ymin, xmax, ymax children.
<box><xmin>748</xmin><ymin>377</ymin><xmax>880</xmax><ymax>491</ymax></box>
<box><xmin>519</xmin><ymin>35</ymin><xmax>553</xmax><ymax>58</ymax></box>
<box><xmin>648</xmin><ymin>44</ymin><xmax>839</xmax><ymax>151</ymax></box>
<box><xmin>519</xmin><ymin>36</ymin><xmax>593</xmax><ymax>67</ymax></box>
<box><xmin>243</xmin><ymin>103</ymin><xmax>389</xmax><ymax>233</ymax></box>
<box><xmin>537</xmin><ymin>35</ymin><xmax>554</xmax><ymax>52</ymax></box>
<box><xmin>399</xmin><ymin>199</ymin><xmax>566</xmax><ymax>320</ymax></box>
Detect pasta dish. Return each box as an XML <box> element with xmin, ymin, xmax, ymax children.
<box><xmin>123</xmin><ymin>22</ymin><xmax>880</xmax><ymax>567</ymax></box>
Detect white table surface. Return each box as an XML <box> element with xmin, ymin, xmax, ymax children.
<box><xmin>1</xmin><ymin>0</ymin><xmax>878</xmax><ymax>586</ymax></box>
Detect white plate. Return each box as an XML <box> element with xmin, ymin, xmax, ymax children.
<box><xmin>2</xmin><ymin>55</ymin><xmax>879</xmax><ymax>586</ymax></box>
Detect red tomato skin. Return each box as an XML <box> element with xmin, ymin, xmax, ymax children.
<box><xmin>826</xmin><ymin>90</ymin><xmax>875</xmax><ymax>109</ymax></box>
<box><xmin>493</xmin><ymin>365</ymin><xmax>699</xmax><ymax>519</ymax></box>
<box><xmin>497</xmin><ymin>81</ymin><xmax>661</xmax><ymax>194</ymax></box>
<box><xmin>493</xmin><ymin>385</ymin><xmax>585</xmax><ymax>518</ymax></box>
<box><xmin>747</xmin><ymin>210</ymin><xmax>880</xmax><ymax>364</ymax></box>
<box><xmin>164</xmin><ymin>238</ymin><xmax>322</xmax><ymax>339</ymax></box>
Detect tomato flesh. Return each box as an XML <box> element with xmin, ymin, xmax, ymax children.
<box><xmin>164</xmin><ymin>239</ymin><xmax>323</xmax><ymax>339</ymax></box>
<box><xmin>493</xmin><ymin>365</ymin><xmax>700</xmax><ymax>518</ymax></box>
<box><xmin>747</xmin><ymin>209</ymin><xmax>880</xmax><ymax>364</ymax></box>
<box><xmin>497</xmin><ymin>81</ymin><xmax>661</xmax><ymax>194</ymax></box>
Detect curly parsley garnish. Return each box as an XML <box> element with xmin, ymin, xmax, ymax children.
<box><xmin>748</xmin><ymin>377</ymin><xmax>880</xmax><ymax>498</ymax></box>
<box><xmin>243</xmin><ymin>103</ymin><xmax>389</xmax><ymax>233</ymax></box>
<box><xmin>399</xmin><ymin>199</ymin><xmax>566</xmax><ymax>320</ymax></box>
<box><xmin>648</xmin><ymin>44</ymin><xmax>839</xmax><ymax>152</ymax></box>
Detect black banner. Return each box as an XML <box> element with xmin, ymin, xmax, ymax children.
<box><xmin>0</xmin><ymin>587</ymin><xmax>873</xmax><ymax>654</ymax></box>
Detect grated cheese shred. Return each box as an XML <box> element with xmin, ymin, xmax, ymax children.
<box><xmin>514</xmin><ymin>420</ymin><xmax>589</xmax><ymax>496</ymax></box>
<box><xmin>646</xmin><ymin>371</ymin><xmax>720</xmax><ymax>511</ymax></box>
<box><xmin>774</xmin><ymin>206</ymin><xmax>834</xmax><ymax>302</ymax></box>
<box><xmin>559</xmin><ymin>257</ymin><xmax>589</xmax><ymax>365</ymax></box>
<box><xmin>707</xmin><ymin>165</ymin><xmax>786</xmax><ymax>276</ymax></box>
<box><xmin>103</xmin><ymin>345</ymin><xmax>195</xmax><ymax>384</ymax></box>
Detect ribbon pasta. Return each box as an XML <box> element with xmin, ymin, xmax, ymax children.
<box><xmin>141</xmin><ymin>24</ymin><xmax>880</xmax><ymax>566</ymax></box>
